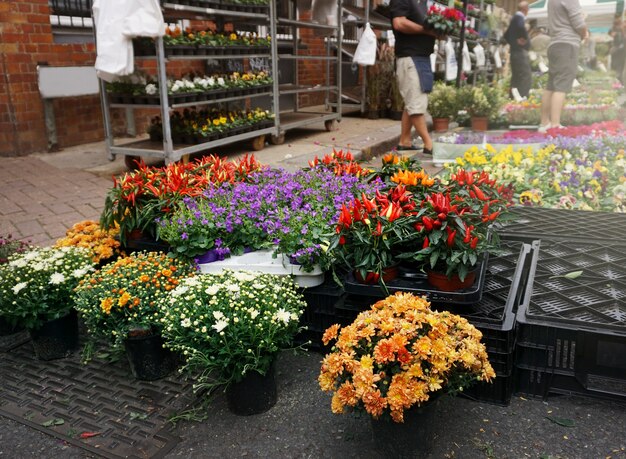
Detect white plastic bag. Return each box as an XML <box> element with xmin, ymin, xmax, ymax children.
<box><xmin>474</xmin><ymin>43</ymin><xmax>485</xmax><ymax>67</ymax></box>
<box><xmin>462</xmin><ymin>42</ymin><xmax>471</xmax><ymax>72</ymax></box>
<box><xmin>444</xmin><ymin>39</ymin><xmax>457</xmax><ymax>81</ymax></box>
<box><xmin>353</xmin><ymin>23</ymin><xmax>377</xmax><ymax>66</ymax></box>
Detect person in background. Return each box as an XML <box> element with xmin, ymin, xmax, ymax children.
<box><xmin>582</xmin><ymin>31</ymin><xmax>597</xmax><ymax>70</ymax></box>
<box><xmin>389</xmin><ymin>0</ymin><xmax>438</xmax><ymax>154</ymax></box>
<box><xmin>503</xmin><ymin>1</ymin><xmax>532</xmax><ymax>99</ymax></box>
<box><xmin>538</xmin><ymin>0</ymin><xmax>588</xmax><ymax>132</ymax></box>
<box><xmin>609</xmin><ymin>16</ymin><xmax>625</xmax><ymax>83</ymax></box>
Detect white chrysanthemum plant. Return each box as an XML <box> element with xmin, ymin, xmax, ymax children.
<box><xmin>0</xmin><ymin>246</ymin><xmax>94</xmax><ymax>330</ymax></box>
<box><xmin>159</xmin><ymin>270</ymin><xmax>306</xmax><ymax>393</ymax></box>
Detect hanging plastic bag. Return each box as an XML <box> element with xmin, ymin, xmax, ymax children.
<box><xmin>430</xmin><ymin>42</ymin><xmax>438</xmax><ymax>73</ymax></box>
<box><xmin>462</xmin><ymin>42</ymin><xmax>471</xmax><ymax>72</ymax></box>
<box><xmin>474</xmin><ymin>43</ymin><xmax>485</xmax><ymax>67</ymax></box>
<box><xmin>444</xmin><ymin>39</ymin><xmax>457</xmax><ymax>81</ymax></box>
<box><xmin>353</xmin><ymin>23</ymin><xmax>377</xmax><ymax>66</ymax></box>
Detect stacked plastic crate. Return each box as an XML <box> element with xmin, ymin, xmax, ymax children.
<box><xmin>500</xmin><ymin>207</ymin><xmax>626</xmax><ymax>401</ymax></box>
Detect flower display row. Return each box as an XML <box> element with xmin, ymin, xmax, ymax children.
<box><xmin>447</xmin><ymin>134</ymin><xmax>626</xmax><ymax>212</ymax></box>
<box><xmin>107</xmin><ymin>71</ymin><xmax>272</xmax><ymax>105</ymax></box>
<box><xmin>504</xmin><ymin>87</ymin><xmax>624</xmax><ymax>126</ymax></box>
<box><xmin>157</xmin><ymin>164</ymin><xmax>382</xmax><ymax>271</ymax></box>
<box><xmin>330</xmin><ymin>154</ymin><xmax>513</xmax><ymax>288</ymax></box>
<box><xmin>100</xmin><ymin>154</ymin><xmax>265</xmax><ymax>245</ymax></box>
<box><xmin>436</xmin><ymin>120</ymin><xmax>625</xmax><ymax>146</ymax></box>
<box><xmin>168</xmin><ymin>0</ymin><xmax>269</xmax><ymax>13</ymax></box>
<box><xmin>148</xmin><ymin>107</ymin><xmax>275</xmax><ymax>144</ymax></box>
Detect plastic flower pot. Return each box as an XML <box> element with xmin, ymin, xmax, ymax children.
<box><xmin>124</xmin><ymin>332</ymin><xmax>177</xmax><ymax>381</ymax></box>
<box><xmin>426</xmin><ymin>269</ymin><xmax>476</xmax><ymax>292</ymax></box>
<box><xmin>29</xmin><ymin>309</ymin><xmax>79</xmax><ymax>361</ymax></box>
<box><xmin>226</xmin><ymin>365</ymin><xmax>277</xmax><ymax>416</ymax></box>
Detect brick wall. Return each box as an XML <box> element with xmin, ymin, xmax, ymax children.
<box><xmin>297</xmin><ymin>10</ymin><xmax>331</xmax><ymax>107</ymax></box>
<box><xmin>0</xmin><ymin>1</ymin><xmax>325</xmax><ymax>157</ymax></box>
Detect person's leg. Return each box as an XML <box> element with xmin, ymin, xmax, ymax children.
<box><xmin>410</xmin><ymin>114</ymin><xmax>432</xmax><ymax>150</ymax></box>
<box><xmin>549</xmin><ymin>91</ymin><xmax>567</xmax><ymax>127</ymax></box>
<box><xmin>540</xmin><ymin>89</ymin><xmax>552</xmax><ymax>127</ymax></box>
<box><xmin>399</xmin><ymin>109</ymin><xmax>413</xmax><ymax>148</ymax></box>
<box><xmin>519</xmin><ymin>52</ymin><xmax>532</xmax><ymax>98</ymax></box>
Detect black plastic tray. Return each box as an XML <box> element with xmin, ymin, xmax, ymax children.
<box><xmin>498</xmin><ymin>206</ymin><xmax>626</xmax><ymax>242</ymax></box>
<box><xmin>515</xmin><ymin>239</ymin><xmax>626</xmax><ymax>401</ymax></box>
<box><xmin>343</xmin><ymin>252</ymin><xmax>490</xmax><ymax>305</ymax></box>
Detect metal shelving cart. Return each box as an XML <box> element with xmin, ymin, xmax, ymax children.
<box><xmin>99</xmin><ymin>0</ymin><xmax>344</xmax><ymax>166</ymax></box>
<box><xmin>273</xmin><ymin>0</ymin><xmax>343</xmax><ymax>137</ymax></box>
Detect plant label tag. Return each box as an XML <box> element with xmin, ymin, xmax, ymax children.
<box><xmin>572</xmin><ymin>78</ymin><xmax>580</xmax><ymax>88</ymax></box>
<box><xmin>538</xmin><ymin>60</ymin><xmax>548</xmax><ymax>73</ymax></box>
<box><xmin>511</xmin><ymin>87</ymin><xmax>523</xmax><ymax>102</ymax></box>
<box><xmin>528</xmin><ymin>50</ymin><xmax>537</xmax><ymax>61</ymax></box>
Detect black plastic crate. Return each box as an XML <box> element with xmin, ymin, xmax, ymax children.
<box><xmin>462</xmin><ymin>373</ymin><xmax>516</xmax><ymax>406</ymax></box>
<box><xmin>296</xmin><ymin>279</ymin><xmax>346</xmax><ymax>352</ymax></box>
<box><xmin>498</xmin><ymin>206</ymin><xmax>626</xmax><ymax>242</ymax></box>
<box><xmin>342</xmin><ymin>250</ymin><xmax>490</xmax><ymax>305</ymax></box>
<box><xmin>515</xmin><ymin>240</ymin><xmax>626</xmax><ymax>401</ymax></box>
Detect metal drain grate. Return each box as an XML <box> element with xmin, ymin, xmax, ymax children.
<box><xmin>0</xmin><ymin>342</ymin><xmax>195</xmax><ymax>459</ymax></box>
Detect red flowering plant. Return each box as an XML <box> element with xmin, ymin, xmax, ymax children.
<box><xmin>100</xmin><ymin>155</ymin><xmax>265</xmax><ymax>245</ymax></box>
<box><xmin>424</xmin><ymin>4</ymin><xmax>466</xmax><ymax>36</ymax></box>
<box><xmin>329</xmin><ymin>185</ymin><xmax>417</xmax><ymax>285</ymax></box>
<box><xmin>366</xmin><ymin>152</ymin><xmax>423</xmax><ymax>185</ymax></box>
<box><xmin>401</xmin><ymin>169</ymin><xmax>514</xmax><ymax>282</ymax></box>
<box><xmin>307</xmin><ymin>149</ymin><xmax>371</xmax><ymax>177</ymax></box>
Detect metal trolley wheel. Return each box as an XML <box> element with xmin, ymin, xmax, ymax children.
<box><xmin>251</xmin><ymin>135</ymin><xmax>266</xmax><ymax>151</ymax></box>
<box><xmin>324</xmin><ymin>120</ymin><xmax>338</xmax><ymax>132</ymax></box>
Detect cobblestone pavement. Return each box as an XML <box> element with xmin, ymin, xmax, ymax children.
<box><xmin>0</xmin><ymin>157</ymin><xmax>112</xmax><ymax>247</ymax></box>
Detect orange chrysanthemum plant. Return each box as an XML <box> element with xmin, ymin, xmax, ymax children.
<box><xmin>73</xmin><ymin>251</ymin><xmax>195</xmax><ymax>351</ymax></box>
<box><xmin>55</xmin><ymin>220</ymin><xmax>121</xmax><ymax>264</ymax></box>
<box><xmin>319</xmin><ymin>292</ymin><xmax>495</xmax><ymax>423</ymax></box>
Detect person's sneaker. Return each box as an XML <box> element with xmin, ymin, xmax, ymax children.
<box><xmin>422</xmin><ymin>147</ymin><xmax>433</xmax><ymax>155</ymax></box>
<box><xmin>537</xmin><ymin>123</ymin><xmax>551</xmax><ymax>133</ymax></box>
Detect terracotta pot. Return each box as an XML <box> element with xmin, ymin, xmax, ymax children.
<box><xmin>354</xmin><ymin>265</ymin><xmax>399</xmax><ymax>284</ymax></box>
<box><xmin>432</xmin><ymin>117</ymin><xmax>450</xmax><ymax>133</ymax></box>
<box><xmin>471</xmin><ymin>116</ymin><xmax>489</xmax><ymax>132</ymax></box>
<box><xmin>426</xmin><ymin>269</ymin><xmax>476</xmax><ymax>292</ymax></box>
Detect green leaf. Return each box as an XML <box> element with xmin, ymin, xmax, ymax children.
<box><xmin>563</xmin><ymin>271</ymin><xmax>583</xmax><ymax>279</ymax></box>
<box><xmin>42</xmin><ymin>418</ymin><xmax>65</xmax><ymax>427</ymax></box>
<box><xmin>549</xmin><ymin>270</ymin><xmax>583</xmax><ymax>280</ymax></box>
<box><xmin>545</xmin><ymin>416</ymin><xmax>575</xmax><ymax>427</ymax></box>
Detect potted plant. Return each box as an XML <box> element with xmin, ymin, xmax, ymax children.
<box><xmin>366</xmin><ymin>64</ymin><xmax>382</xmax><ymax>119</ymax></box>
<box><xmin>404</xmin><ymin>169</ymin><xmax>512</xmax><ymax>290</ymax></box>
<box><xmin>54</xmin><ymin>220</ymin><xmax>121</xmax><ymax>264</ymax></box>
<box><xmin>319</xmin><ymin>292</ymin><xmax>495</xmax><ymax>457</ymax></box>
<box><xmin>459</xmin><ymin>84</ymin><xmax>505</xmax><ymax>131</ymax></box>
<box><xmin>329</xmin><ymin>185</ymin><xmax>417</xmax><ymax>286</ymax></box>
<box><xmin>73</xmin><ymin>251</ymin><xmax>196</xmax><ymax>380</ymax></box>
<box><xmin>158</xmin><ymin>270</ymin><xmax>305</xmax><ymax>415</ymax></box>
<box><xmin>0</xmin><ymin>246</ymin><xmax>94</xmax><ymax>360</ymax></box>
<box><xmin>428</xmin><ymin>81</ymin><xmax>458</xmax><ymax>132</ymax></box>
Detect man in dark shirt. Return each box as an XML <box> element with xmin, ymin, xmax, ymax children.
<box><xmin>504</xmin><ymin>1</ymin><xmax>531</xmax><ymax>98</ymax></box>
<box><xmin>390</xmin><ymin>0</ymin><xmax>438</xmax><ymax>154</ymax></box>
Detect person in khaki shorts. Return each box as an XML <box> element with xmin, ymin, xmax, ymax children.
<box><xmin>390</xmin><ymin>0</ymin><xmax>439</xmax><ymax>154</ymax></box>
<box><xmin>538</xmin><ymin>0</ymin><xmax>587</xmax><ymax>132</ymax></box>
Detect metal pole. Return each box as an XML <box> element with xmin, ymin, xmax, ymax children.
<box><xmin>455</xmin><ymin>0</ymin><xmax>468</xmax><ymax>88</ymax></box>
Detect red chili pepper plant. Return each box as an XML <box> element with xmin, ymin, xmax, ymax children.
<box><xmin>329</xmin><ymin>185</ymin><xmax>417</xmax><ymax>286</ymax></box>
<box><xmin>401</xmin><ymin>169</ymin><xmax>514</xmax><ymax>282</ymax></box>
<box><xmin>100</xmin><ymin>155</ymin><xmax>265</xmax><ymax>245</ymax></box>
